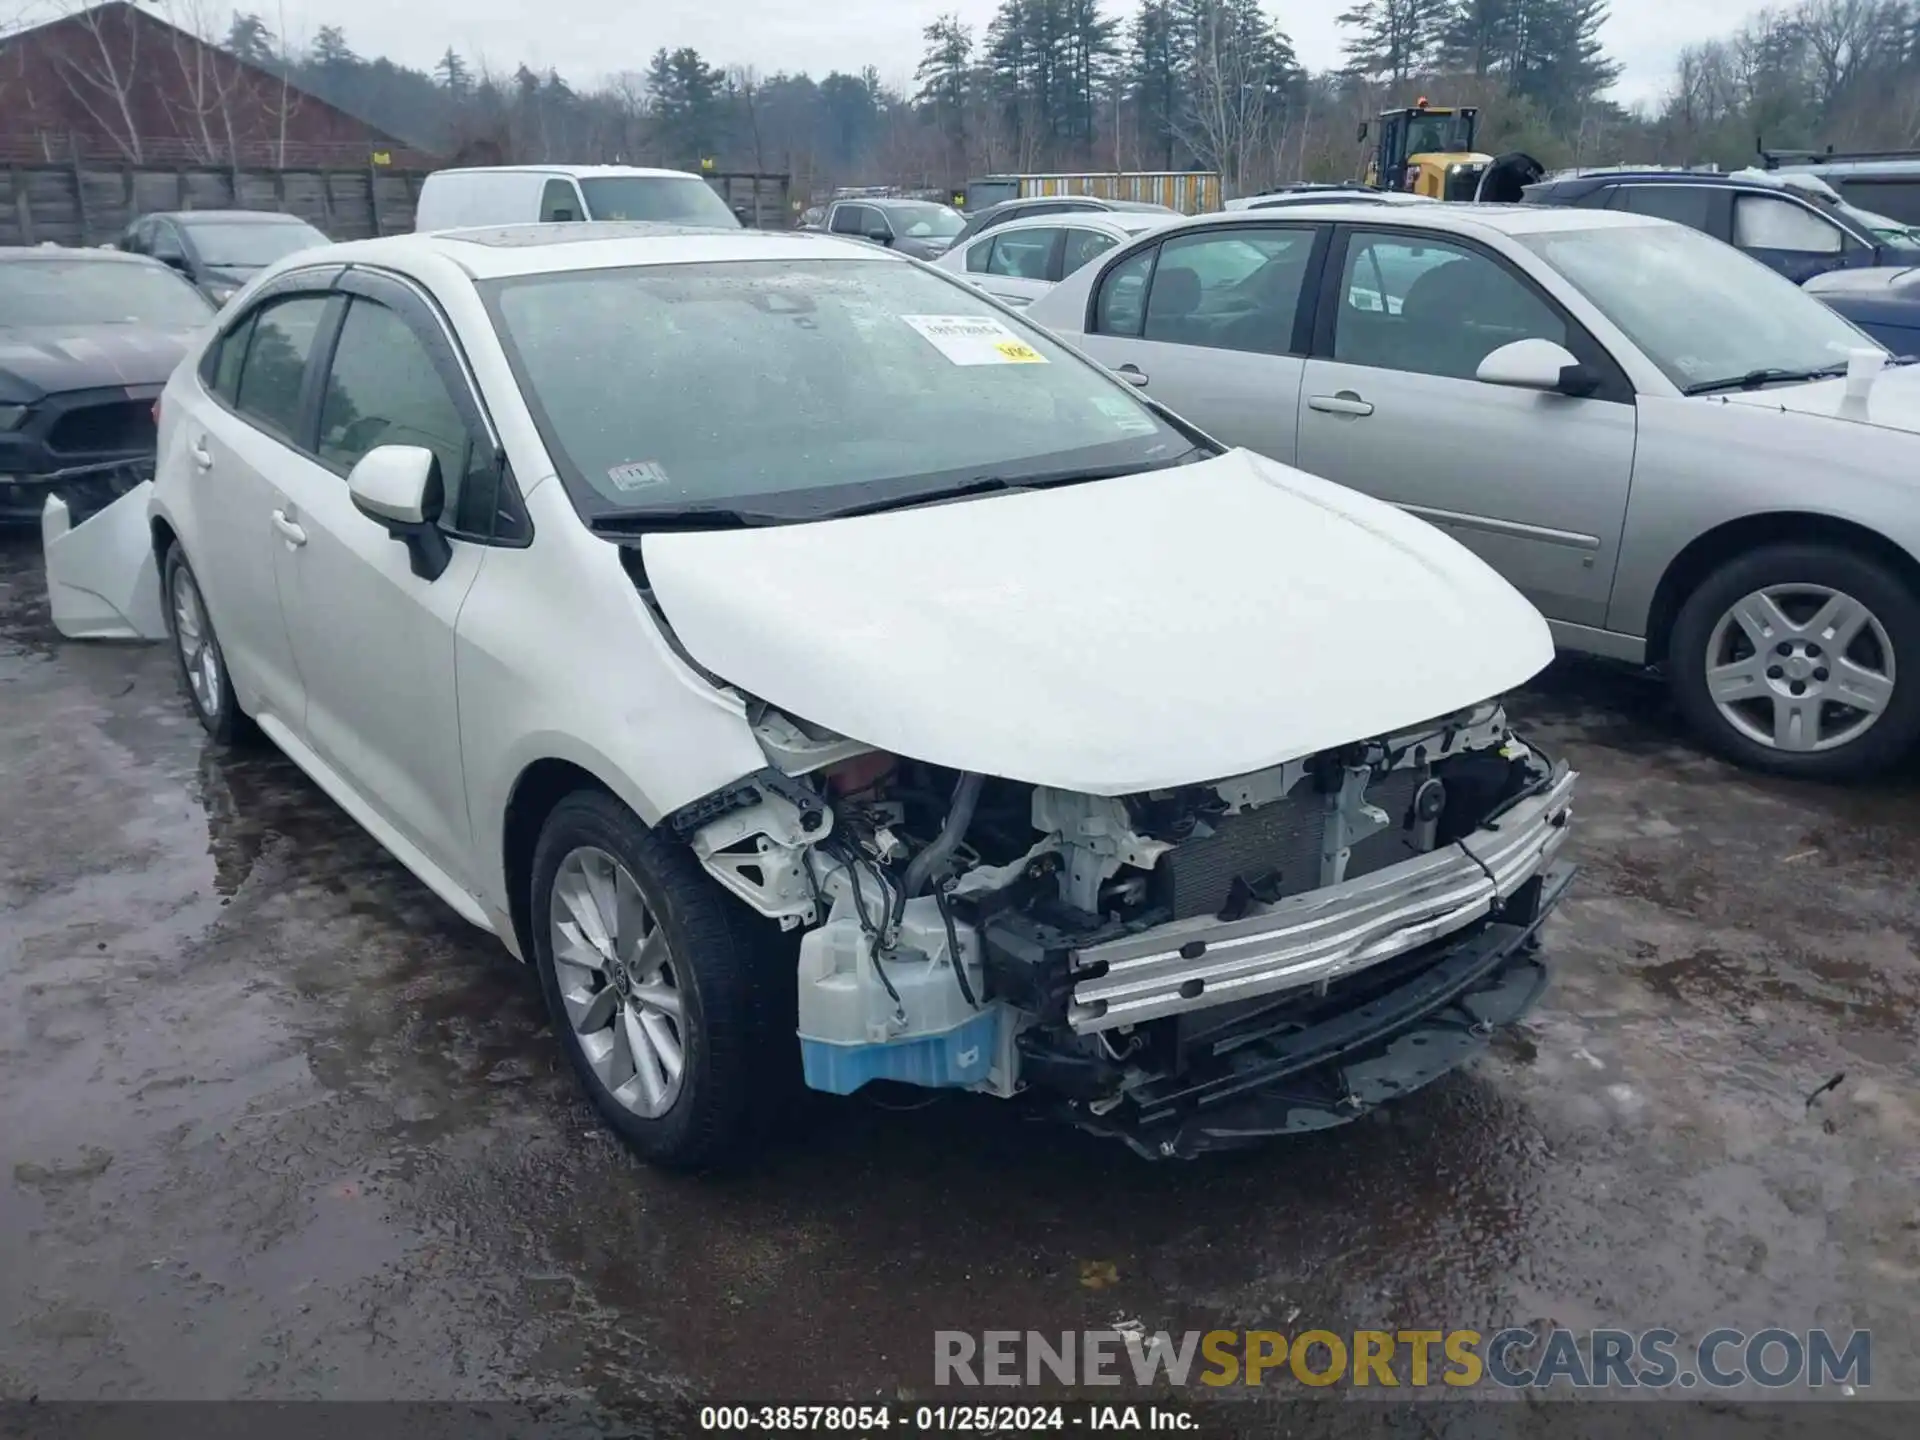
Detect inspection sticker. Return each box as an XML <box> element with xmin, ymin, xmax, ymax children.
<box><xmin>902</xmin><ymin>314</ymin><xmax>1048</xmax><ymax>365</ymax></box>
<box><xmin>607</xmin><ymin>460</ymin><xmax>670</xmax><ymax>491</ymax></box>
<box><xmin>1091</xmin><ymin>393</ymin><xmax>1158</xmax><ymax>435</ymax></box>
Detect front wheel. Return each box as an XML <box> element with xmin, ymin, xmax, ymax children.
<box><xmin>1669</xmin><ymin>542</ymin><xmax>1920</xmax><ymax>780</ymax></box>
<box><xmin>528</xmin><ymin>790</ymin><xmax>793</xmax><ymax>1169</ymax></box>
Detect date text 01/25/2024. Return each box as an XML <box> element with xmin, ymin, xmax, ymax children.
<box><xmin>698</xmin><ymin>1404</ymin><xmax>1198</xmax><ymax>1433</ymax></box>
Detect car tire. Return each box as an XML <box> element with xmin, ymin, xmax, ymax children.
<box><xmin>161</xmin><ymin>543</ymin><xmax>249</xmax><ymax>743</ymax></box>
<box><xmin>529</xmin><ymin>789</ymin><xmax>795</xmax><ymax>1170</ymax></box>
<box><xmin>1669</xmin><ymin>542</ymin><xmax>1920</xmax><ymax>780</ymax></box>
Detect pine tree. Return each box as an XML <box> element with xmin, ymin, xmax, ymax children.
<box><xmin>1128</xmin><ymin>1</ymin><xmax>1190</xmax><ymax>169</ymax></box>
<box><xmin>434</xmin><ymin>48</ymin><xmax>472</xmax><ymax>97</ymax></box>
<box><xmin>224</xmin><ymin>12</ymin><xmax>276</xmax><ymax>67</ymax></box>
<box><xmin>310</xmin><ymin>25</ymin><xmax>358</xmax><ymax>71</ymax></box>
<box><xmin>1440</xmin><ymin>0</ymin><xmax>1516</xmax><ymax>76</ymax></box>
<box><xmin>1338</xmin><ymin>0</ymin><xmax>1450</xmax><ymax>84</ymax></box>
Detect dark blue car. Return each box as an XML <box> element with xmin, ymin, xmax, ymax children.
<box><xmin>1803</xmin><ymin>265</ymin><xmax>1920</xmax><ymax>356</ymax></box>
<box><xmin>1523</xmin><ymin>168</ymin><xmax>1920</xmax><ymax>285</ymax></box>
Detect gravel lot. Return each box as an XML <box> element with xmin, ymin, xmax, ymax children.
<box><xmin>2</xmin><ymin>531</ymin><xmax>1917</xmax><ymax>1433</ymax></box>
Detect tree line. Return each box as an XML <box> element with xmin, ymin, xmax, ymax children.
<box><xmin>193</xmin><ymin>0</ymin><xmax>1920</xmax><ymax>197</ymax></box>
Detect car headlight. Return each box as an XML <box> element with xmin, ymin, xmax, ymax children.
<box><xmin>0</xmin><ymin>403</ymin><xmax>28</xmax><ymax>430</ymax></box>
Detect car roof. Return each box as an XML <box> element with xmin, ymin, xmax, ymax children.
<box><xmin>429</xmin><ymin>165</ymin><xmax>703</xmax><ymax>180</ymax></box>
<box><xmin>0</xmin><ymin>244</ymin><xmax>164</xmax><ymax>263</ymax></box>
<box><xmin>1140</xmin><ymin>201</ymin><xmax>1659</xmax><ymax>238</ymax></box>
<box><xmin>984</xmin><ymin>211</ymin><xmax>1168</xmax><ymax>239</ymax></box>
<box><xmin>317</xmin><ymin>222</ymin><xmax>896</xmax><ymax>280</ymax></box>
<box><xmin>147</xmin><ymin>209</ymin><xmax>315</xmax><ymax>224</ymax></box>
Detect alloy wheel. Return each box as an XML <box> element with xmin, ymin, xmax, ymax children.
<box><xmin>1704</xmin><ymin>583</ymin><xmax>1896</xmax><ymax>753</ymax></box>
<box><xmin>170</xmin><ymin>565</ymin><xmax>222</xmax><ymax>721</ymax></box>
<box><xmin>548</xmin><ymin>845</ymin><xmax>687</xmax><ymax>1119</ymax></box>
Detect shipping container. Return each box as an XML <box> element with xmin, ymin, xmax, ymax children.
<box><xmin>963</xmin><ymin>171</ymin><xmax>1222</xmax><ymax>214</ymax></box>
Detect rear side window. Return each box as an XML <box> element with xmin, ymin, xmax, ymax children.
<box><xmin>233</xmin><ymin>295</ymin><xmax>329</xmax><ymax>440</ymax></box>
<box><xmin>208</xmin><ymin>312</ymin><xmax>255</xmax><ymax>403</ymax></box>
<box><xmin>540</xmin><ymin>179</ymin><xmax>581</xmax><ymax>222</ymax></box>
<box><xmin>964</xmin><ymin>238</ymin><xmax>994</xmax><ymax>274</ymax></box>
<box><xmin>1610</xmin><ymin>185</ymin><xmax>1715</xmax><ymax>232</ymax></box>
<box><xmin>829</xmin><ymin>205</ymin><xmax>869</xmax><ymax>236</ymax></box>
<box><xmin>1062</xmin><ymin>228</ymin><xmax>1120</xmax><ymax>275</ymax></box>
<box><xmin>1094</xmin><ymin>246</ymin><xmax>1157</xmax><ymax>336</ymax></box>
<box><xmin>1138</xmin><ymin>229</ymin><xmax>1314</xmax><ymax>356</ymax></box>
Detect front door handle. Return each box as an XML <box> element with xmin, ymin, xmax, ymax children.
<box><xmin>190</xmin><ymin>437</ymin><xmax>214</xmax><ymax>469</ymax></box>
<box><xmin>1308</xmin><ymin>392</ymin><xmax>1375</xmax><ymax>417</ymax></box>
<box><xmin>271</xmin><ymin>509</ymin><xmax>307</xmax><ymax>547</ymax></box>
<box><xmin>1116</xmin><ymin>363</ymin><xmax>1150</xmax><ymax>387</ymax></box>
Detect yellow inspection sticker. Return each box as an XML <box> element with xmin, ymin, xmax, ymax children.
<box><xmin>902</xmin><ymin>314</ymin><xmax>1051</xmax><ymax>366</ymax></box>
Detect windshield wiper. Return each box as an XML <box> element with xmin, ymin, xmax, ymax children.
<box><xmin>1683</xmin><ymin>363</ymin><xmax>1849</xmax><ymax>396</ymax></box>
<box><xmin>588</xmin><ymin>504</ymin><xmax>800</xmax><ymax>533</ymax></box>
<box><xmin>818</xmin><ymin>448</ymin><xmax>1209</xmax><ymax>521</ymax></box>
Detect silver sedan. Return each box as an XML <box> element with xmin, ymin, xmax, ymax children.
<box><xmin>1026</xmin><ymin>202</ymin><xmax>1920</xmax><ymax>779</ymax></box>
<box><xmin>932</xmin><ymin>211</ymin><xmax>1171</xmax><ymax>309</ymax></box>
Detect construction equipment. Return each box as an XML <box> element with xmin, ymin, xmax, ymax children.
<box><xmin>1358</xmin><ymin>98</ymin><xmax>1546</xmax><ymax>203</ymax></box>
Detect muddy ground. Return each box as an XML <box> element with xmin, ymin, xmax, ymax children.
<box><xmin>2</xmin><ymin>532</ymin><xmax>1917</xmax><ymax>1435</ymax></box>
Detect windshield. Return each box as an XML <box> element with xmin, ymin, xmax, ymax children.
<box><xmin>1402</xmin><ymin>112</ymin><xmax>1473</xmax><ymax>156</ymax></box>
<box><xmin>483</xmin><ymin>258</ymin><xmax>1189</xmax><ymax>518</ymax></box>
<box><xmin>1517</xmin><ymin>222</ymin><xmax>1881</xmax><ymax>391</ymax></box>
<box><xmin>883</xmin><ymin>202</ymin><xmax>965</xmax><ymax>239</ymax></box>
<box><xmin>1837</xmin><ymin>200</ymin><xmax>1920</xmax><ymax>245</ymax></box>
<box><xmin>182</xmin><ymin>219</ymin><xmax>326</xmax><ymax>268</ymax></box>
<box><xmin>579</xmin><ymin>177</ymin><xmax>740</xmax><ymax>228</ymax></box>
<box><xmin>0</xmin><ymin>259</ymin><xmax>215</xmax><ymax>328</ymax></box>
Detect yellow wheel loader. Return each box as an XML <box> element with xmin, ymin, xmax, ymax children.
<box><xmin>1358</xmin><ymin>98</ymin><xmax>1543</xmax><ymax>202</ymax></box>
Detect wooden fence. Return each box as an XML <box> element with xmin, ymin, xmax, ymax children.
<box><xmin>1</xmin><ymin>163</ymin><xmax>795</xmax><ymax>247</ymax></box>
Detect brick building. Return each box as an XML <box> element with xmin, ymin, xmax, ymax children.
<box><xmin>0</xmin><ymin>2</ymin><xmax>432</xmax><ymax>168</ymax></box>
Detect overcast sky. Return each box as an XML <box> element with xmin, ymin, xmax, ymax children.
<box><xmin>214</xmin><ymin>0</ymin><xmax>1773</xmax><ymax>107</ymax></box>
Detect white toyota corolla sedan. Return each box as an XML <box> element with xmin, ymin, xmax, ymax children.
<box><xmin>148</xmin><ymin>223</ymin><xmax>1576</xmax><ymax>1167</ymax></box>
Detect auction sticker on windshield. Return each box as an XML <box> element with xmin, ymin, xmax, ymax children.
<box><xmin>902</xmin><ymin>314</ymin><xmax>1048</xmax><ymax>365</ymax></box>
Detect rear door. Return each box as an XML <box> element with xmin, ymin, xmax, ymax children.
<box><xmin>973</xmin><ymin>227</ymin><xmax>1061</xmax><ymax>307</ymax></box>
<box><xmin>1293</xmin><ymin>226</ymin><xmax>1636</xmax><ymax>627</ymax></box>
<box><xmin>181</xmin><ymin>282</ymin><xmax>337</xmax><ymax>725</ymax></box>
<box><xmin>1070</xmin><ymin>222</ymin><xmax>1325</xmax><ymax>464</ymax></box>
<box><xmin>267</xmin><ymin>268</ymin><xmax>507</xmax><ymax>887</ymax></box>
<box><xmin>1606</xmin><ymin>183</ymin><xmax>1729</xmax><ymax>244</ymax></box>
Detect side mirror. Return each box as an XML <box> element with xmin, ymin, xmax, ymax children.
<box><xmin>865</xmin><ymin>228</ymin><xmax>893</xmax><ymax>246</ymax></box>
<box><xmin>1357</xmin><ymin>122</ymin><xmax>1370</xmax><ymax>142</ymax></box>
<box><xmin>347</xmin><ymin>444</ymin><xmax>453</xmax><ymax>580</ymax></box>
<box><xmin>1475</xmin><ymin>338</ymin><xmax>1598</xmax><ymax>397</ymax></box>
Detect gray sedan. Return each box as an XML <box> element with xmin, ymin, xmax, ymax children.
<box><xmin>1026</xmin><ymin>203</ymin><xmax>1920</xmax><ymax>779</ymax></box>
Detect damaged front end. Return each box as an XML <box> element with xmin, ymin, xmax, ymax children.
<box><xmin>667</xmin><ymin>700</ymin><xmax>1576</xmax><ymax>1159</ymax></box>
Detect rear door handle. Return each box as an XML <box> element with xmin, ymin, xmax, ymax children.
<box><xmin>190</xmin><ymin>437</ymin><xmax>214</xmax><ymax>469</ymax></box>
<box><xmin>1308</xmin><ymin>393</ymin><xmax>1374</xmax><ymax>417</ymax></box>
<box><xmin>1116</xmin><ymin>364</ymin><xmax>1150</xmax><ymax>388</ymax></box>
<box><xmin>271</xmin><ymin>509</ymin><xmax>307</xmax><ymax>547</ymax></box>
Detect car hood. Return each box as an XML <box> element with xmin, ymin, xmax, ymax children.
<box><xmin>1719</xmin><ymin>360</ymin><xmax>1920</xmax><ymax>434</ymax></box>
<box><xmin>640</xmin><ymin>448</ymin><xmax>1555</xmax><ymax>795</ymax></box>
<box><xmin>0</xmin><ymin>323</ymin><xmax>197</xmax><ymax>398</ymax></box>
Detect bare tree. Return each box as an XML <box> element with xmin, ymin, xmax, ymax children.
<box><xmin>52</xmin><ymin>0</ymin><xmax>144</xmax><ymax>161</ymax></box>
<box><xmin>159</xmin><ymin>0</ymin><xmax>244</xmax><ymax>163</ymax></box>
<box><xmin>1175</xmin><ymin>6</ymin><xmax>1274</xmax><ymax>192</ymax></box>
<box><xmin>1797</xmin><ymin>0</ymin><xmax>1899</xmax><ymax>114</ymax></box>
<box><xmin>728</xmin><ymin>64</ymin><xmax>765</xmax><ymax>176</ymax></box>
<box><xmin>264</xmin><ymin>0</ymin><xmax>304</xmax><ymax>167</ymax></box>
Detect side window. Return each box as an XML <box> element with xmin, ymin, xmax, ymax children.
<box><xmin>1333</xmin><ymin>232</ymin><xmax>1567</xmax><ymax>382</ymax></box>
<box><xmin>1094</xmin><ymin>246</ymin><xmax>1157</xmax><ymax>337</ymax></box>
<box><xmin>1062</xmin><ymin>228</ymin><xmax>1120</xmax><ymax>276</ymax></box>
<box><xmin>540</xmin><ymin>179</ymin><xmax>582</xmax><ymax>222</ymax></box>
<box><xmin>317</xmin><ymin>297</ymin><xmax>484</xmax><ymax>531</ymax></box>
<box><xmin>1139</xmin><ymin>228</ymin><xmax>1314</xmax><ymax>356</ymax></box>
<box><xmin>208</xmin><ymin>311</ymin><xmax>256</xmax><ymax>404</ymax></box>
<box><xmin>150</xmin><ymin>222</ymin><xmax>186</xmax><ymax>264</ymax></box>
<box><xmin>963</xmin><ymin>237</ymin><xmax>995</xmax><ymax>274</ymax></box>
<box><xmin>1734</xmin><ymin>195</ymin><xmax>1844</xmax><ymax>254</ymax></box>
<box><xmin>986</xmin><ymin>229</ymin><xmax>1055</xmax><ymax>280</ymax></box>
<box><xmin>119</xmin><ymin>219</ymin><xmax>148</xmax><ymax>253</ymax></box>
<box><xmin>232</xmin><ymin>294</ymin><xmax>330</xmax><ymax>440</ymax></box>
<box><xmin>1611</xmin><ymin>185</ymin><xmax>1715</xmax><ymax>233</ymax></box>
<box><xmin>829</xmin><ymin>204</ymin><xmax>866</xmax><ymax>236</ymax></box>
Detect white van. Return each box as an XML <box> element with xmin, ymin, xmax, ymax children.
<box><xmin>412</xmin><ymin>165</ymin><xmax>742</xmax><ymax>231</ymax></box>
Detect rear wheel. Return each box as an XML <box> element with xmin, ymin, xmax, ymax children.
<box><xmin>529</xmin><ymin>790</ymin><xmax>794</xmax><ymax>1169</ymax></box>
<box><xmin>1669</xmin><ymin>542</ymin><xmax>1920</xmax><ymax>780</ymax></box>
<box><xmin>162</xmin><ymin>544</ymin><xmax>247</xmax><ymax>743</ymax></box>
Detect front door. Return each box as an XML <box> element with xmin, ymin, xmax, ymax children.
<box><xmin>268</xmin><ymin>283</ymin><xmax>491</xmax><ymax>888</ymax></box>
<box><xmin>1294</xmin><ymin>227</ymin><xmax>1637</xmax><ymax>628</ymax></box>
<box><xmin>1730</xmin><ymin>191</ymin><xmax>1855</xmax><ymax>284</ymax></box>
<box><xmin>1070</xmin><ymin>223</ymin><xmax>1322</xmax><ymax>465</ymax></box>
<box><xmin>968</xmin><ymin>227</ymin><xmax>1061</xmax><ymax>308</ymax></box>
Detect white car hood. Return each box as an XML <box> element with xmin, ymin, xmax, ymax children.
<box><xmin>1719</xmin><ymin>361</ymin><xmax>1920</xmax><ymax>434</ymax></box>
<box><xmin>641</xmin><ymin>449</ymin><xmax>1554</xmax><ymax>795</ymax></box>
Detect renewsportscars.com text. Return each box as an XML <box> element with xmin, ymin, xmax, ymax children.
<box><xmin>934</xmin><ymin>1328</ymin><xmax>1870</xmax><ymax>1391</ymax></box>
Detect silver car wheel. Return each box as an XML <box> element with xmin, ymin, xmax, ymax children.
<box><xmin>548</xmin><ymin>846</ymin><xmax>686</xmax><ymax>1120</ymax></box>
<box><xmin>1705</xmin><ymin>583</ymin><xmax>1896</xmax><ymax>753</ymax></box>
<box><xmin>170</xmin><ymin>565</ymin><xmax>222</xmax><ymax>719</ymax></box>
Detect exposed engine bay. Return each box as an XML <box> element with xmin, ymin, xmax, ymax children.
<box><xmin>666</xmin><ymin>696</ymin><xmax>1577</xmax><ymax>1158</ymax></box>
